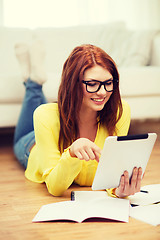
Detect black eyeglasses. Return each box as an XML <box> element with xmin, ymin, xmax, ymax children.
<box><xmin>82</xmin><ymin>79</ymin><xmax>118</xmax><ymax>93</ymax></box>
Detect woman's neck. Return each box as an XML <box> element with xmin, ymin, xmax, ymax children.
<box><xmin>78</xmin><ymin>108</ymin><xmax>97</xmax><ymax>126</ymax></box>
<box><xmin>78</xmin><ymin>109</ymin><xmax>98</xmax><ymax>141</ymax></box>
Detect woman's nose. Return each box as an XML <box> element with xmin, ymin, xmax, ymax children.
<box><xmin>97</xmin><ymin>85</ymin><xmax>106</xmax><ymax>95</ymax></box>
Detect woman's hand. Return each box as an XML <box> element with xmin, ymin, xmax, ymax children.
<box><xmin>69</xmin><ymin>138</ymin><xmax>102</xmax><ymax>162</ymax></box>
<box><xmin>115</xmin><ymin>167</ymin><xmax>143</xmax><ymax>198</ymax></box>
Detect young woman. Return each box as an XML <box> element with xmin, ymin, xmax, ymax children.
<box><xmin>14</xmin><ymin>42</ymin><xmax>142</xmax><ymax>197</ymax></box>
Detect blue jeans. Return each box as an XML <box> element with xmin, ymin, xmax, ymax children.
<box><xmin>13</xmin><ymin>78</ymin><xmax>47</xmax><ymax>169</ymax></box>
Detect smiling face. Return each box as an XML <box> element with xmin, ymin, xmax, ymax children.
<box><xmin>81</xmin><ymin>65</ymin><xmax>113</xmax><ymax>114</ymax></box>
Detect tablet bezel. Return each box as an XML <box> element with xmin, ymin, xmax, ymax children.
<box><xmin>92</xmin><ymin>133</ymin><xmax>157</xmax><ymax>191</ymax></box>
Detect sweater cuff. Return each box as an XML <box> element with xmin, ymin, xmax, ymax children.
<box><xmin>61</xmin><ymin>147</ymin><xmax>82</xmax><ymax>169</ymax></box>
<box><xmin>106</xmin><ymin>188</ymin><xmax>119</xmax><ymax>198</ymax></box>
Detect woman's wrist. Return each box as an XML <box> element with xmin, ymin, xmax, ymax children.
<box><xmin>114</xmin><ymin>188</ymin><xmax>129</xmax><ymax>198</ymax></box>
<box><xmin>114</xmin><ymin>188</ymin><xmax>119</xmax><ymax>198</ymax></box>
<box><xmin>113</xmin><ymin>188</ymin><xmax>119</xmax><ymax>197</ymax></box>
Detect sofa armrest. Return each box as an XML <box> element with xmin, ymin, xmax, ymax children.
<box><xmin>150</xmin><ymin>32</ymin><xmax>160</xmax><ymax>66</ymax></box>
<box><xmin>119</xmin><ymin>66</ymin><xmax>160</xmax><ymax>97</ymax></box>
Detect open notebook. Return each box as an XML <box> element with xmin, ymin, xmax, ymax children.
<box><xmin>71</xmin><ymin>184</ymin><xmax>160</xmax><ymax>226</ymax></box>
<box><xmin>32</xmin><ymin>193</ymin><xmax>130</xmax><ymax>223</ymax></box>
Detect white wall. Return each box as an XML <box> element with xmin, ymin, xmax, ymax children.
<box><xmin>1</xmin><ymin>0</ymin><xmax>160</xmax><ymax>30</ymax></box>
<box><xmin>0</xmin><ymin>0</ymin><xmax>3</xmax><ymax>26</ymax></box>
<box><xmin>107</xmin><ymin>0</ymin><xmax>160</xmax><ymax>30</ymax></box>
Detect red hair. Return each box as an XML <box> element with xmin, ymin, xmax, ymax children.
<box><xmin>58</xmin><ymin>44</ymin><xmax>122</xmax><ymax>153</ymax></box>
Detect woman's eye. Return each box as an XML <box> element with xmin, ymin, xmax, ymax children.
<box><xmin>88</xmin><ymin>82</ymin><xmax>97</xmax><ymax>86</ymax></box>
<box><xmin>106</xmin><ymin>81</ymin><xmax>112</xmax><ymax>85</ymax></box>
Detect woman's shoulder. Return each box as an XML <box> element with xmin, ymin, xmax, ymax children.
<box><xmin>121</xmin><ymin>99</ymin><xmax>130</xmax><ymax>113</ymax></box>
<box><xmin>34</xmin><ymin>102</ymin><xmax>58</xmax><ymax>113</ymax></box>
<box><xmin>34</xmin><ymin>102</ymin><xmax>59</xmax><ymax>122</ymax></box>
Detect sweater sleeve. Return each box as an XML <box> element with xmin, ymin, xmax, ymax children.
<box><xmin>25</xmin><ymin>104</ymin><xmax>82</xmax><ymax>196</ymax></box>
<box><xmin>45</xmin><ymin>148</ymin><xmax>82</xmax><ymax>196</ymax></box>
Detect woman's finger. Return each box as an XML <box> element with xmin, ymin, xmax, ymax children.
<box><xmin>116</xmin><ymin>168</ymin><xmax>143</xmax><ymax>198</ymax></box>
<box><xmin>93</xmin><ymin>145</ymin><xmax>102</xmax><ymax>155</ymax></box>
<box><xmin>94</xmin><ymin>151</ymin><xmax>100</xmax><ymax>162</ymax></box>
<box><xmin>119</xmin><ymin>174</ymin><xmax>125</xmax><ymax>192</ymax></box>
<box><xmin>79</xmin><ymin>149</ymin><xmax>90</xmax><ymax>161</ymax></box>
<box><xmin>130</xmin><ymin>167</ymin><xmax>138</xmax><ymax>191</ymax></box>
<box><xmin>85</xmin><ymin>147</ymin><xmax>96</xmax><ymax>160</ymax></box>
<box><xmin>70</xmin><ymin>138</ymin><xmax>102</xmax><ymax>161</ymax></box>
<box><xmin>136</xmin><ymin>167</ymin><xmax>142</xmax><ymax>191</ymax></box>
<box><xmin>123</xmin><ymin>170</ymin><xmax>130</xmax><ymax>193</ymax></box>
<box><xmin>115</xmin><ymin>175</ymin><xmax>125</xmax><ymax>197</ymax></box>
<box><xmin>75</xmin><ymin>151</ymin><xmax>83</xmax><ymax>160</ymax></box>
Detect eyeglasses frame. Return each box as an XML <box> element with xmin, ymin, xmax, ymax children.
<box><xmin>82</xmin><ymin>79</ymin><xmax>119</xmax><ymax>93</ymax></box>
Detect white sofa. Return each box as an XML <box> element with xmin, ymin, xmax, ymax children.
<box><xmin>0</xmin><ymin>22</ymin><xmax>160</xmax><ymax>127</ymax></box>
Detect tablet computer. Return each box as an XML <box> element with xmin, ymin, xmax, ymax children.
<box><xmin>92</xmin><ymin>133</ymin><xmax>157</xmax><ymax>190</ymax></box>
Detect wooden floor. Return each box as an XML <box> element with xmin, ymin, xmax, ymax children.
<box><xmin>0</xmin><ymin>120</ymin><xmax>160</xmax><ymax>240</ymax></box>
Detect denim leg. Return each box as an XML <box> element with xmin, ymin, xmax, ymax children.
<box><xmin>14</xmin><ymin>78</ymin><xmax>47</xmax><ymax>144</ymax></box>
<box><xmin>13</xmin><ymin>78</ymin><xmax>47</xmax><ymax>168</ymax></box>
<box><xmin>14</xmin><ymin>131</ymin><xmax>35</xmax><ymax>169</ymax></box>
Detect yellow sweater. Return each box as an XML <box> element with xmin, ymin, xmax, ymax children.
<box><xmin>25</xmin><ymin>100</ymin><xmax>130</xmax><ymax>196</ymax></box>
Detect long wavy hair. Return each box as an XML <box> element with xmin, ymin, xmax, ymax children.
<box><xmin>58</xmin><ymin>44</ymin><xmax>122</xmax><ymax>153</ymax></box>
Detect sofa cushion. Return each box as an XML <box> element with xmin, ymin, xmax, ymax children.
<box><xmin>0</xmin><ymin>22</ymin><xmax>126</xmax><ymax>103</ymax></box>
<box><xmin>0</xmin><ymin>24</ymin><xmax>159</xmax><ymax>103</ymax></box>
<box><xmin>119</xmin><ymin>66</ymin><xmax>160</xmax><ymax>96</ymax></box>
<box><xmin>0</xmin><ymin>72</ymin><xmax>60</xmax><ymax>103</ymax></box>
<box><xmin>106</xmin><ymin>30</ymin><xmax>158</xmax><ymax>67</ymax></box>
<box><xmin>33</xmin><ymin>22</ymin><xmax>126</xmax><ymax>74</ymax></box>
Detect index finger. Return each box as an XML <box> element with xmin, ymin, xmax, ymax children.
<box><xmin>94</xmin><ymin>150</ymin><xmax>101</xmax><ymax>162</ymax></box>
<box><xmin>92</xmin><ymin>144</ymin><xmax>102</xmax><ymax>155</ymax></box>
